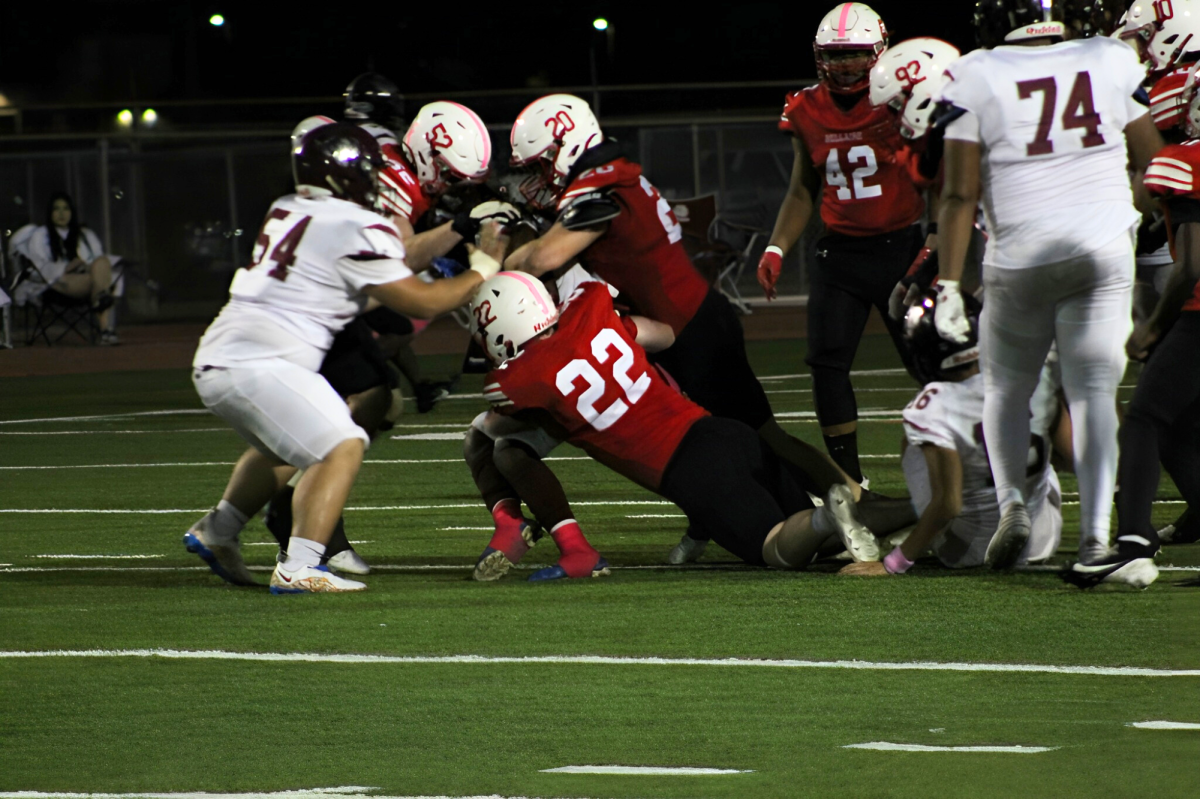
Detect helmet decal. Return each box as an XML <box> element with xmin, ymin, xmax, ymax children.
<box><xmin>428</xmin><ymin>123</ymin><xmax>454</xmax><ymax>150</ymax></box>
<box><xmin>547</xmin><ymin>111</ymin><xmax>576</xmax><ymax>141</ymax></box>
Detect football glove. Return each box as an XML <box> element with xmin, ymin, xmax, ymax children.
<box><xmin>934</xmin><ymin>280</ymin><xmax>971</xmax><ymax>344</ymax></box>
<box><xmin>451</xmin><ymin>211</ymin><xmax>481</xmax><ymax>241</ymax></box>
<box><xmin>757</xmin><ymin>246</ymin><xmax>784</xmax><ymax>300</ymax></box>
<box><xmin>470</xmin><ymin>200</ymin><xmax>522</xmax><ymax>226</ymax></box>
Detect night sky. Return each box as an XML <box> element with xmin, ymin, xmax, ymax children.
<box><xmin>0</xmin><ymin>1</ymin><xmax>978</xmax><ymax>106</ymax></box>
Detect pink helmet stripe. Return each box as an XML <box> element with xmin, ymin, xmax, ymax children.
<box><xmin>445</xmin><ymin>101</ymin><xmax>492</xmax><ymax>176</ymax></box>
<box><xmin>837</xmin><ymin>2</ymin><xmax>853</xmax><ymax>37</ymax></box>
<box><xmin>499</xmin><ymin>271</ymin><xmax>553</xmax><ymax>316</ymax></box>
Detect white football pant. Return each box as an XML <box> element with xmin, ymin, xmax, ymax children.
<box><xmin>980</xmin><ymin>231</ymin><xmax>1133</xmax><ymax>550</ymax></box>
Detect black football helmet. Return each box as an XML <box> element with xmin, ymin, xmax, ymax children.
<box><xmin>974</xmin><ymin>0</ymin><xmax>1062</xmax><ymax>48</ymax></box>
<box><xmin>903</xmin><ymin>289</ymin><xmax>982</xmax><ymax>385</ymax></box>
<box><xmin>344</xmin><ymin>72</ymin><xmax>405</xmax><ymax>131</ymax></box>
<box><xmin>293</xmin><ymin>123</ymin><xmax>383</xmax><ymax>210</ymax></box>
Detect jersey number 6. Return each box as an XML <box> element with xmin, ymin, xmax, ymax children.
<box><xmin>556</xmin><ymin>328</ymin><xmax>651</xmax><ymax>431</ymax></box>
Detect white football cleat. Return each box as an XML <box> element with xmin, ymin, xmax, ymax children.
<box><xmin>985</xmin><ymin>502</ymin><xmax>1031</xmax><ymax>570</ymax></box>
<box><xmin>667</xmin><ymin>533</ymin><xmax>709</xmax><ymax>565</ymax></box>
<box><xmin>182</xmin><ymin>510</ymin><xmax>257</xmax><ymax>586</ymax></box>
<box><xmin>825</xmin><ymin>484</ymin><xmax>880</xmax><ymax>562</ymax></box>
<box><xmin>270</xmin><ymin>563</ymin><xmax>366</xmax><ymax>594</ymax></box>
<box><xmin>328</xmin><ymin>549</ymin><xmax>371</xmax><ymax>575</ymax></box>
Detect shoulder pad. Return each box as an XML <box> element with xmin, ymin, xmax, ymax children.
<box><xmin>1145</xmin><ymin>144</ymin><xmax>1200</xmax><ymax>198</ymax></box>
<box><xmin>557</xmin><ymin>190</ymin><xmax>620</xmax><ymax>231</ymax></box>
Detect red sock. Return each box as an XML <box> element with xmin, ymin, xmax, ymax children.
<box><xmin>550</xmin><ymin>520</ymin><xmax>600</xmax><ymax>578</ymax></box>
<box><xmin>486</xmin><ymin>498</ymin><xmax>530</xmax><ymax>561</ymax></box>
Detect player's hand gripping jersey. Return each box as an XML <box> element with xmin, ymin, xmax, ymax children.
<box><xmin>939</xmin><ymin>37</ymin><xmax>1147</xmax><ymax>268</ymax></box>
<box><xmin>484</xmin><ymin>281</ymin><xmax>708</xmax><ymax>490</ymax></box>
<box><xmin>902</xmin><ymin>370</ymin><xmax>1061</xmax><ymax>567</ymax></box>
<box><xmin>194</xmin><ymin>194</ymin><xmax>410</xmax><ymax>372</ymax></box>
<box><xmin>556</xmin><ymin>158</ymin><xmax>709</xmax><ymax>335</ymax></box>
<box><xmin>779</xmin><ymin>84</ymin><xmax>925</xmax><ymax>236</ymax></box>
<box><xmin>359</xmin><ymin>124</ymin><xmax>431</xmax><ymax>225</ymax></box>
<box><xmin>1144</xmin><ymin>139</ymin><xmax>1200</xmax><ymax>311</ymax></box>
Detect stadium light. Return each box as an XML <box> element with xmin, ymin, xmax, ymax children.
<box><xmin>142</xmin><ymin>108</ymin><xmax>158</xmax><ymax>127</ymax></box>
<box><xmin>117</xmin><ymin>109</ymin><xmax>133</xmax><ymax>127</ymax></box>
<box><xmin>593</xmin><ymin>17</ymin><xmax>608</xmax><ymax>31</ymax></box>
<box><xmin>209</xmin><ymin>13</ymin><xmax>225</xmax><ymax>26</ymax></box>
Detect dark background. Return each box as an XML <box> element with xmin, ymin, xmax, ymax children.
<box><xmin>0</xmin><ymin>1</ymin><xmax>976</xmax><ymax>105</ymax></box>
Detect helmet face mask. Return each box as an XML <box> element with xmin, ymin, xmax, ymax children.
<box><xmin>344</xmin><ymin>72</ymin><xmax>405</xmax><ymax>132</ymax></box>
<box><xmin>814</xmin><ymin>3</ymin><xmax>889</xmax><ymax>94</ymax></box>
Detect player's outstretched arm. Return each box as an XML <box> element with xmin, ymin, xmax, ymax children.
<box><xmin>882</xmin><ymin>444</ymin><xmax>962</xmax><ymax>574</ymax></box>
<box><xmin>365</xmin><ymin>270</ymin><xmax>485</xmax><ymax>319</ymax></box>
<box><xmin>402</xmin><ymin>222</ymin><xmax>463</xmax><ymax>272</ymax></box>
<box><xmin>628</xmin><ymin>315</ymin><xmax>675</xmax><ymax>353</ymax></box>
<box><xmin>504</xmin><ymin>222</ymin><xmax>604</xmax><ymax>277</ymax></box>
<box><xmin>1130</xmin><ymin>221</ymin><xmax>1200</xmax><ymax>359</ymax></box>
<box><xmin>759</xmin><ymin>137</ymin><xmax>818</xmax><ymax>300</ymax></box>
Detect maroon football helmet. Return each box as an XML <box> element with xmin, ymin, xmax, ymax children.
<box><xmin>293</xmin><ymin>123</ymin><xmax>384</xmax><ymax>210</ymax></box>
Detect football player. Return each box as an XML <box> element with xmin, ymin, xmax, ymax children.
<box><xmin>934</xmin><ymin>0</ymin><xmax>1163</xmax><ymax>571</ymax></box>
<box><xmin>842</xmin><ymin>292</ymin><xmax>1064</xmax><ymax>576</ymax></box>
<box><xmin>183</xmin><ymin>124</ymin><xmax>503</xmax><ymax>594</ymax></box>
<box><xmin>470</xmin><ymin>273</ymin><xmax>896</xmax><ymax>575</ymax></box>
<box><xmin>759</xmin><ymin>3</ymin><xmax>933</xmax><ymax>485</ymax></box>
<box><xmin>504</xmin><ymin>93</ymin><xmax>857</xmax><ymax>563</ymax></box>
<box><xmin>1088</xmin><ymin>69</ymin><xmax>1200</xmax><ymax>583</ymax></box>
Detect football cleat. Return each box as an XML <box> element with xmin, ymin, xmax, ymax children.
<box><xmin>328</xmin><ymin>549</ymin><xmax>371</xmax><ymax>576</ymax></box>
<box><xmin>1159</xmin><ymin>508</ymin><xmax>1200</xmax><ymax>544</ymax></box>
<box><xmin>826</xmin><ymin>483</ymin><xmax>880</xmax><ymax>562</ymax></box>
<box><xmin>472</xmin><ymin>521</ymin><xmax>542</xmax><ymax>582</ymax></box>
<box><xmin>1060</xmin><ymin>556</ymin><xmax>1159</xmax><ymax>590</ymax></box>
<box><xmin>183</xmin><ymin>510</ymin><xmax>257</xmax><ymax>587</ymax></box>
<box><xmin>667</xmin><ymin>532</ymin><xmax>709</xmax><ymax>565</ymax></box>
<box><xmin>528</xmin><ymin>556</ymin><xmax>611</xmax><ymax>582</ymax></box>
<box><xmin>415</xmin><ymin>378</ymin><xmax>456</xmax><ymax>413</ymax></box>
<box><xmin>984</xmin><ymin>501</ymin><xmax>1031</xmax><ymax>570</ymax></box>
<box><xmin>269</xmin><ymin>563</ymin><xmax>367</xmax><ymax>594</ymax></box>
<box><xmin>1077</xmin><ymin>538</ymin><xmax>1112</xmax><ymax>565</ymax></box>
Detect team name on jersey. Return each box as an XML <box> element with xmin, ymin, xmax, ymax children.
<box><xmin>825</xmin><ymin>132</ymin><xmax>864</xmax><ymax>143</ymax></box>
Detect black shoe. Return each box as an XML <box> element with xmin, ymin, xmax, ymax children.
<box><xmin>1060</xmin><ymin>537</ymin><xmax>1160</xmax><ymax>589</ymax></box>
<box><xmin>416</xmin><ymin>377</ymin><xmax>456</xmax><ymax>413</ymax></box>
<box><xmin>92</xmin><ymin>291</ymin><xmax>115</xmax><ymax>314</ymax></box>
<box><xmin>1160</xmin><ymin>508</ymin><xmax>1200</xmax><ymax>544</ymax></box>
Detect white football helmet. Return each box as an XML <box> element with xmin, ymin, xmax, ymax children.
<box><xmin>1121</xmin><ymin>0</ymin><xmax>1200</xmax><ymax>74</ymax></box>
<box><xmin>290</xmin><ymin>115</ymin><xmax>335</xmax><ymax>153</ymax></box>
<box><xmin>869</xmin><ymin>38</ymin><xmax>961</xmax><ymax>139</ymax></box>
<box><xmin>814</xmin><ymin>3</ymin><xmax>889</xmax><ymax>93</ymax></box>
<box><xmin>470</xmin><ymin>272</ymin><xmax>559</xmax><ymax>363</ymax></box>
<box><xmin>402</xmin><ymin>101</ymin><xmax>492</xmax><ymax>197</ymax></box>
<box><xmin>509</xmin><ymin>94</ymin><xmax>603</xmax><ymax>192</ymax></box>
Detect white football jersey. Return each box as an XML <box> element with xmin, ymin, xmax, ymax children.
<box><xmin>903</xmin><ymin>369</ymin><xmax>1060</xmax><ymax>566</ymax></box>
<box><xmin>194</xmin><ymin>194</ymin><xmax>411</xmax><ymax>372</ymax></box>
<box><xmin>940</xmin><ymin>37</ymin><xmax>1147</xmax><ymax>269</ymax></box>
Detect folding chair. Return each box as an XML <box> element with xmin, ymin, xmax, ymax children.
<box><xmin>667</xmin><ymin>194</ymin><xmax>766</xmax><ymax>314</ymax></box>
<box><xmin>4</xmin><ymin>228</ymin><xmax>102</xmax><ymax>346</ymax></box>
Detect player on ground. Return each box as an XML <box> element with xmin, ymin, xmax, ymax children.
<box><xmin>1089</xmin><ymin>73</ymin><xmax>1200</xmax><ymax>583</ymax></box>
<box><xmin>471</xmin><ymin>273</ymin><xmax>892</xmax><ymax>575</ymax></box>
<box><xmin>934</xmin><ymin>0</ymin><xmax>1163</xmax><ymax>573</ymax></box>
<box><xmin>842</xmin><ymin>292</ymin><xmax>1064</xmax><ymax>577</ymax></box>
<box><xmin>183</xmin><ymin>124</ymin><xmax>503</xmax><ymax>594</ymax></box>
<box><xmin>760</xmin><ymin>3</ymin><xmax>932</xmax><ymax>484</ymax></box>
<box><xmin>504</xmin><ymin>93</ymin><xmax>856</xmax><ymax>564</ymax></box>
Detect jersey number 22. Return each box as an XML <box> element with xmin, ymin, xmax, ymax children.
<box><xmin>556</xmin><ymin>328</ymin><xmax>651</xmax><ymax>431</ymax></box>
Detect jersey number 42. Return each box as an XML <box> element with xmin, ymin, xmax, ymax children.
<box><xmin>556</xmin><ymin>328</ymin><xmax>651</xmax><ymax>431</ymax></box>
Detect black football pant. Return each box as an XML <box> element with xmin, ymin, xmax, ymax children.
<box><xmin>1116</xmin><ymin>312</ymin><xmax>1200</xmax><ymax>541</ymax></box>
<box><xmin>805</xmin><ymin>224</ymin><xmax>922</xmax><ymax>428</ymax></box>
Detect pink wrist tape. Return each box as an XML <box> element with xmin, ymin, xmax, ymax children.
<box><xmin>883</xmin><ymin>546</ymin><xmax>914</xmax><ymax>574</ymax></box>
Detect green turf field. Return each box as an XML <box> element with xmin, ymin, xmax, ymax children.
<box><xmin>2</xmin><ymin>335</ymin><xmax>1198</xmax><ymax>799</ymax></box>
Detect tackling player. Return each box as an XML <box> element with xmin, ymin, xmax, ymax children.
<box><xmin>934</xmin><ymin>0</ymin><xmax>1163</xmax><ymax>572</ymax></box>
<box><xmin>471</xmin><ymin>273</ymin><xmax>892</xmax><ymax>574</ymax></box>
<box><xmin>183</xmin><ymin>124</ymin><xmax>503</xmax><ymax>594</ymax></box>
<box><xmin>759</xmin><ymin>3</ymin><xmax>932</xmax><ymax>485</ymax></box>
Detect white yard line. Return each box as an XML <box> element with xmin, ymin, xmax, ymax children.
<box><xmin>0</xmin><ymin>648</ymin><xmax>1195</xmax><ymax>677</ymax></box>
<box><xmin>843</xmin><ymin>742</ymin><xmax>1058</xmax><ymax>753</ymax></box>
<box><xmin>0</xmin><ymin>791</ymin><xmax>556</xmax><ymax>799</ymax></box>
<box><xmin>0</xmin><ymin>500</ymin><xmax>674</xmax><ymax>514</ymax></box>
<box><xmin>0</xmin><ymin>429</ymin><xmax>228</xmax><ymax>436</ymax></box>
<box><xmin>540</xmin><ymin>766</ymin><xmax>751</xmax><ymax>775</ymax></box>
<box><xmin>0</xmin><ymin>457</ymin><xmax>590</xmax><ymax>471</ymax></box>
<box><xmin>0</xmin><ymin>409</ymin><xmax>211</xmax><ymax>426</ymax></box>
<box><xmin>32</xmin><ymin>554</ymin><xmax>162</xmax><ymax>560</ymax></box>
<box><xmin>1127</xmin><ymin>721</ymin><xmax>1200</xmax><ymax>730</ymax></box>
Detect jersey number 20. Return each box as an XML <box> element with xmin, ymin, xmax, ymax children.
<box><xmin>556</xmin><ymin>328</ymin><xmax>651</xmax><ymax>431</ymax></box>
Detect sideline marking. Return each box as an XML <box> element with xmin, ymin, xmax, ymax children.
<box><xmin>1127</xmin><ymin>721</ymin><xmax>1200</xmax><ymax>730</ymax></box>
<box><xmin>540</xmin><ymin>765</ymin><xmax>750</xmax><ymax>775</ymax></box>
<box><xmin>32</xmin><ymin>554</ymin><xmax>161</xmax><ymax>560</ymax></box>
<box><xmin>0</xmin><ymin>500</ymin><xmax>673</xmax><ymax>515</ymax></box>
<box><xmin>1</xmin><ymin>649</ymin><xmax>1196</xmax><ymax>677</ymax></box>
<box><xmin>844</xmin><ymin>742</ymin><xmax>1058</xmax><ymax>753</ymax></box>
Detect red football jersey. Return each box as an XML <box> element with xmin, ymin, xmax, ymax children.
<box><xmin>379</xmin><ymin>143</ymin><xmax>431</xmax><ymax>226</ymax></box>
<box><xmin>557</xmin><ymin>158</ymin><xmax>709</xmax><ymax>336</ymax></box>
<box><xmin>779</xmin><ymin>84</ymin><xmax>925</xmax><ymax>236</ymax></box>
<box><xmin>1144</xmin><ymin>140</ymin><xmax>1200</xmax><ymax>312</ymax></box>
<box><xmin>485</xmin><ymin>282</ymin><xmax>709</xmax><ymax>491</ymax></box>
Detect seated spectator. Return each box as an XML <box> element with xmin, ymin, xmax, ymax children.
<box><xmin>25</xmin><ymin>192</ymin><xmax>119</xmax><ymax>344</ymax></box>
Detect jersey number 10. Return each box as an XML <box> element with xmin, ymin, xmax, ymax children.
<box><xmin>556</xmin><ymin>328</ymin><xmax>651</xmax><ymax>431</ymax></box>
<box><xmin>1017</xmin><ymin>71</ymin><xmax>1106</xmax><ymax>157</ymax></box>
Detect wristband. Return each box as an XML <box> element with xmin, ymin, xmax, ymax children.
<box><xmin>764</xmin><ymin>245</ymin><xmax>784</xmax><ymax>258</ymax></box>
<box><xmin>883</xmin><ymin>545</ymin><xmax>914</xmax><ymax>574</ymax></box>
<box><xmin>468</xmin><ymin>250</ymin><xmax>501</xmax><ymax>280</ymax></box>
